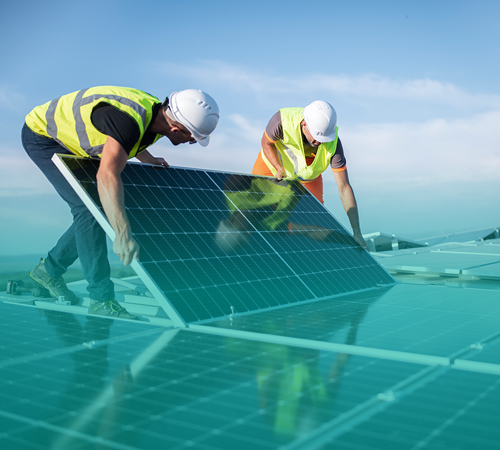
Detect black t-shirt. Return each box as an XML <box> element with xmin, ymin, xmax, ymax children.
<box><xmin>90</xmin><ymin>102</ymin><xmax>162</xmax><ymax>155</ymax></box>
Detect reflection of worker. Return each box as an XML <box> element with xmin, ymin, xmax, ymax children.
<box><xmin>22</xmin><ymin>87</ymin><xmax>219</xmax><ymax>318</ymax></box>
<box><xmin>216</xmin><ymin>176</ymin><xmax>299</xmax><ymax>252</ymax></box>
<box><xmin>252</xmin><ymin>101</ymin><xmax>368</xmax><ymax>250</ymax></box>
<box><xmin>216</xmin><ymin>175</ymin><xmax>352</xmax><ymax>252</ymax></box>
<box><xmin>221</xmin><ymin>289</ymin><xmax>379</xmax><ymax>440</ymax></box>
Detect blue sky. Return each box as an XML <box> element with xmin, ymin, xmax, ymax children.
<box><xmin>1</xmin><ymin>0</ymin><xmax>499</xmax><ymax>256</ymax></box>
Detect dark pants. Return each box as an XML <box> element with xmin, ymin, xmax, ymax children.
<box><xmin>21</xmin><ymin>123</ymin><xmax>114</xmax><ymax>301</ymax></box>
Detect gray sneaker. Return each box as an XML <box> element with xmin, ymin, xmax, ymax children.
<box><xmin>88</xmin><ymin>299</ymin><xmax>139</xmax><ymax>320</ymax></box>
<box><xmin>30</xmin><ymin>258</ymin><xmax>78</xmax><ymax>305</ymax></box>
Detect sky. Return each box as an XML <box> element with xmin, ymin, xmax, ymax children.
<box><xmin>0</xmin><ymin>0</ymin><xmax>499</xmax><ymax>257</ymax></box>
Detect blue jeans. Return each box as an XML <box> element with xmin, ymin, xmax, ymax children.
<box><xmin>21</xmin><ymin>123</ymin><xmax>114</xmax><ymax>301</ymax></box>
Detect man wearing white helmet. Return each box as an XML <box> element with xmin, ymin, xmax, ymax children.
<box><xmin>252</xmin><ymin>101</ymin><xmax>368</xmax><ymax>250</ymax></box>
<box><xmin>22</xmin><ymin>86</ymin><xmax>219</xmax><ymax>318</ymax></box>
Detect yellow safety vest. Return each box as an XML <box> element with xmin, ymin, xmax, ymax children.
<box><xmin>261</xmin><ymin>107</ymin><xmax>338</xmax><ymax>181</ymax></box>
<box><xmin>25</xmin><ymin>86</ymin><xmax>162</xmax><ymax>158</ymax></box>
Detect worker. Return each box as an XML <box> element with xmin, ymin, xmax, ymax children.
<box><xmin>22</xmin><ymin>86</ymin><xmax>219</xmax><ymax>319</ymax></box>
<box><xmin>252</xmin><ymin>101</ymin><xmax>368</xmax><ymax>250</ymax></box>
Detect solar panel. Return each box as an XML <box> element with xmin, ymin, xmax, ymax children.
<box><xmin>0</xmin><ymin>302</ymin><xmax>432</xmax><ymax>450</ymax></box>
<box><xmin>2</xmin><ymin>290</ymin><xmax>500</xmax><ymax>449</ymax></box>
<box><xmin>203</xmin><ymin>284</ymin><xmax>500</xmax><ymax>359</ymax></box>
<box><xmin>53</xmin><ymin>155</ymin><xmax>394</xmax><ymax>324</ymax></box>
<box><xmin>322</xmin><ymin>369</ymin><xmax>500</xmax><ymax>450</ymax></box>
<box><xmin>374</xmin><ymin>240</ymin><xmax>500</xmax><ymax>280</ymax></box>
<box><xmin>416</xmin><ymin>226</ymin><xmax>500</xmax><ymax>246</ymax></box>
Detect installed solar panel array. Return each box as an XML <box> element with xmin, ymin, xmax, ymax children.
<box><xmin>3</xmin><ymin>282</ymin><xmax>500</xmax><ymax>449</ymax></box>
<box><xmin>55</xmin><ymin>155</ymin><xmax>394</xmax><ymax>323</ymax></box>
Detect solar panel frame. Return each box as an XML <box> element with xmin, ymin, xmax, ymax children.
<box><xmin>53</xmin><ymin>154</ymin><xmax>395</xmax><ymax>324</ymax></box>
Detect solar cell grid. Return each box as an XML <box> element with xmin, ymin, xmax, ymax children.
<box><xmin>55</xmin><ymin>155</ymin><xmax>394</xmax><ymax>323</ymax></box>
<box><xmin>206</xmin><ymin>284</ymin><xmax>500</xmax><ymax>361</ymax></box>
<box><xmin>2</xmin><ymin>283</ymin><xmax>500</xmax><ymax>449</ymax></box>
<box><xmin>0</xmin><ymin>307</ymin><xmax>432</xmax><ymax>450</ymax></box>
<box><xmin>324</xmin><ymin>370</ymin><xmax>500</xmax><ymax>450</ymax></box>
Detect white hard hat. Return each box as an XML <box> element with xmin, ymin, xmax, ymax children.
<box><xmin>169</xmin><ymin>89</ymin><xmax>220</xmax><ymax>147</ymax></box>
<box><xmin>303</xmin><ymin>100</ymin><xmax>337</xmax><ymax>143</ymax></box>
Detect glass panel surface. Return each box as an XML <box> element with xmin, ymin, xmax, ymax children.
<box><xmin>58</xmin><ymin>156</ymin><xmax>394</xmax><ymax>323</ymax></box>
<box><xmin>323</xmin><ymin>369</ymin><xmax>500</xmax><ymax>450</ymax></box>
<box><xmin>207</xmin><ymin>284</ymin><xmax>500</xmax><ymax>357</ymax></box>
<box><xmin>0</xmin><ymin>302</ymin><xmax>162</xmax><ymax>364</ymax></box>
<box><xmin>461</xmin><ymin>336</ymin><xmax>500</xmax><ymax>365</ymax></box>
<box><xmin>0</xmin><ymin>302</ymin><xmax>425</xmax><ymax>450</ymax></box>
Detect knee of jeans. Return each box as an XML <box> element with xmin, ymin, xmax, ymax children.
<box><xmin>72</xmin><ymin>212</ymin><xmax>107</xmax><ymax>239</ymax></box>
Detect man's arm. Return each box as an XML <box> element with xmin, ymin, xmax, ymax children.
<box><xmin>261</xmin><ymin>133</ymin><xmax>285</xmax><ymax>180</ymax></box>
<box><xmin>135</xmin><ymin>149</ymin><xmax>169</xmax><ymax>167</ymax></box>
<box><xmin>333</xmin><ymin>168</ymin><xmax>369</xmax><ymax>250</ymax></box>
<box><xmin>97</xmin><ymin>136</ymin><xmax>140</xmax><ymax>265</ymax></box>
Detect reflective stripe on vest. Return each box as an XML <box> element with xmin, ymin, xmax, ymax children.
<box><xmin>282</xmin><ymin>144</ymin><xmax>301</xmax><ymax>177</ymax></box>
<box><xmin>261</xmin><ymin>107</ymin><xmax>338</xmax><ymax>181</ymax></box>
<box><xmin>25</xmin><ymin>86</ymin><xmax>161</xmax><ymax>158</ymax></box>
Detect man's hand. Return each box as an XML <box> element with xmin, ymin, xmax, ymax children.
<box><xmin>353</xmin><ymin>232</ymin><xmax>369</xmax><ymax>251</ymax></box>
<box><xmin>113</xmin><ymin>233</ymin><xmax>140</xmax><ymax>266</ymax></box>
<box><xmin>275</xmin><ymin>167</ymin><xmax>285</xmax><ymax>181</ymax></box>
<box><xmin>150</xmin><ymin>157</ymin><xmax>169</xmax><ymax>167</ymax></box>
<box><xmin>135</xmin><ymin>150</ymin><xmax>169</xmax><ymax>167</ymax></box>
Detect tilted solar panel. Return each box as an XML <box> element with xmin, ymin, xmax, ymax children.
<box><xmin>53</xmin><ymin>155</ymin><xmax>394</xmax><ymax>323</ymax></box>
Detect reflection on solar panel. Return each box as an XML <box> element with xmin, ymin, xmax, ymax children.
<box><xmin>53</xmin><ymin>155</ymin><xmax>394</xmax><ymax>323</ymax></box>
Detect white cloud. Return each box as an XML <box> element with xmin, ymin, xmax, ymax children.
<box><xmin>149</xmin><ymin>104</ymin><xmax>500</xmax><ymax>237</ymax></box>
<box><xmin>0</xmin><ymin>154</ymin><xmax>57</xmax><ymax>197</ymax></box>
<box><xmin>342</xmin><ymin>110</ymin><xmax>500</xmax><ymax>191</ymax></box>
<box><xmin>0</xmin><ymin>86</ymin><xmax>25</xmax><ymax>111</ymax></box>
<box><xmin>158</xmin><ymin>61</ymin><xmax>500</xmax><ymax>110</ymax></box>
<box><xmin>159</xmin><ymin>61</ymin><xmax>279</xmax><ymax>94</ymax></box>
<box><xmin>227</xmin><ymin>114</ymin><xmax>264</xmax><ymax>142</ymax></box>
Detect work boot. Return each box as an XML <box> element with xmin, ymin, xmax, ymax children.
<box><xmin>88</xmin><ymin>299</ymin><xmax>139</xmax><ymax>320</ymax></box>
<box><xmin>30</xmin><ymin>258</ymin><xmax>79</xmax><ymax>305</ymax></box>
